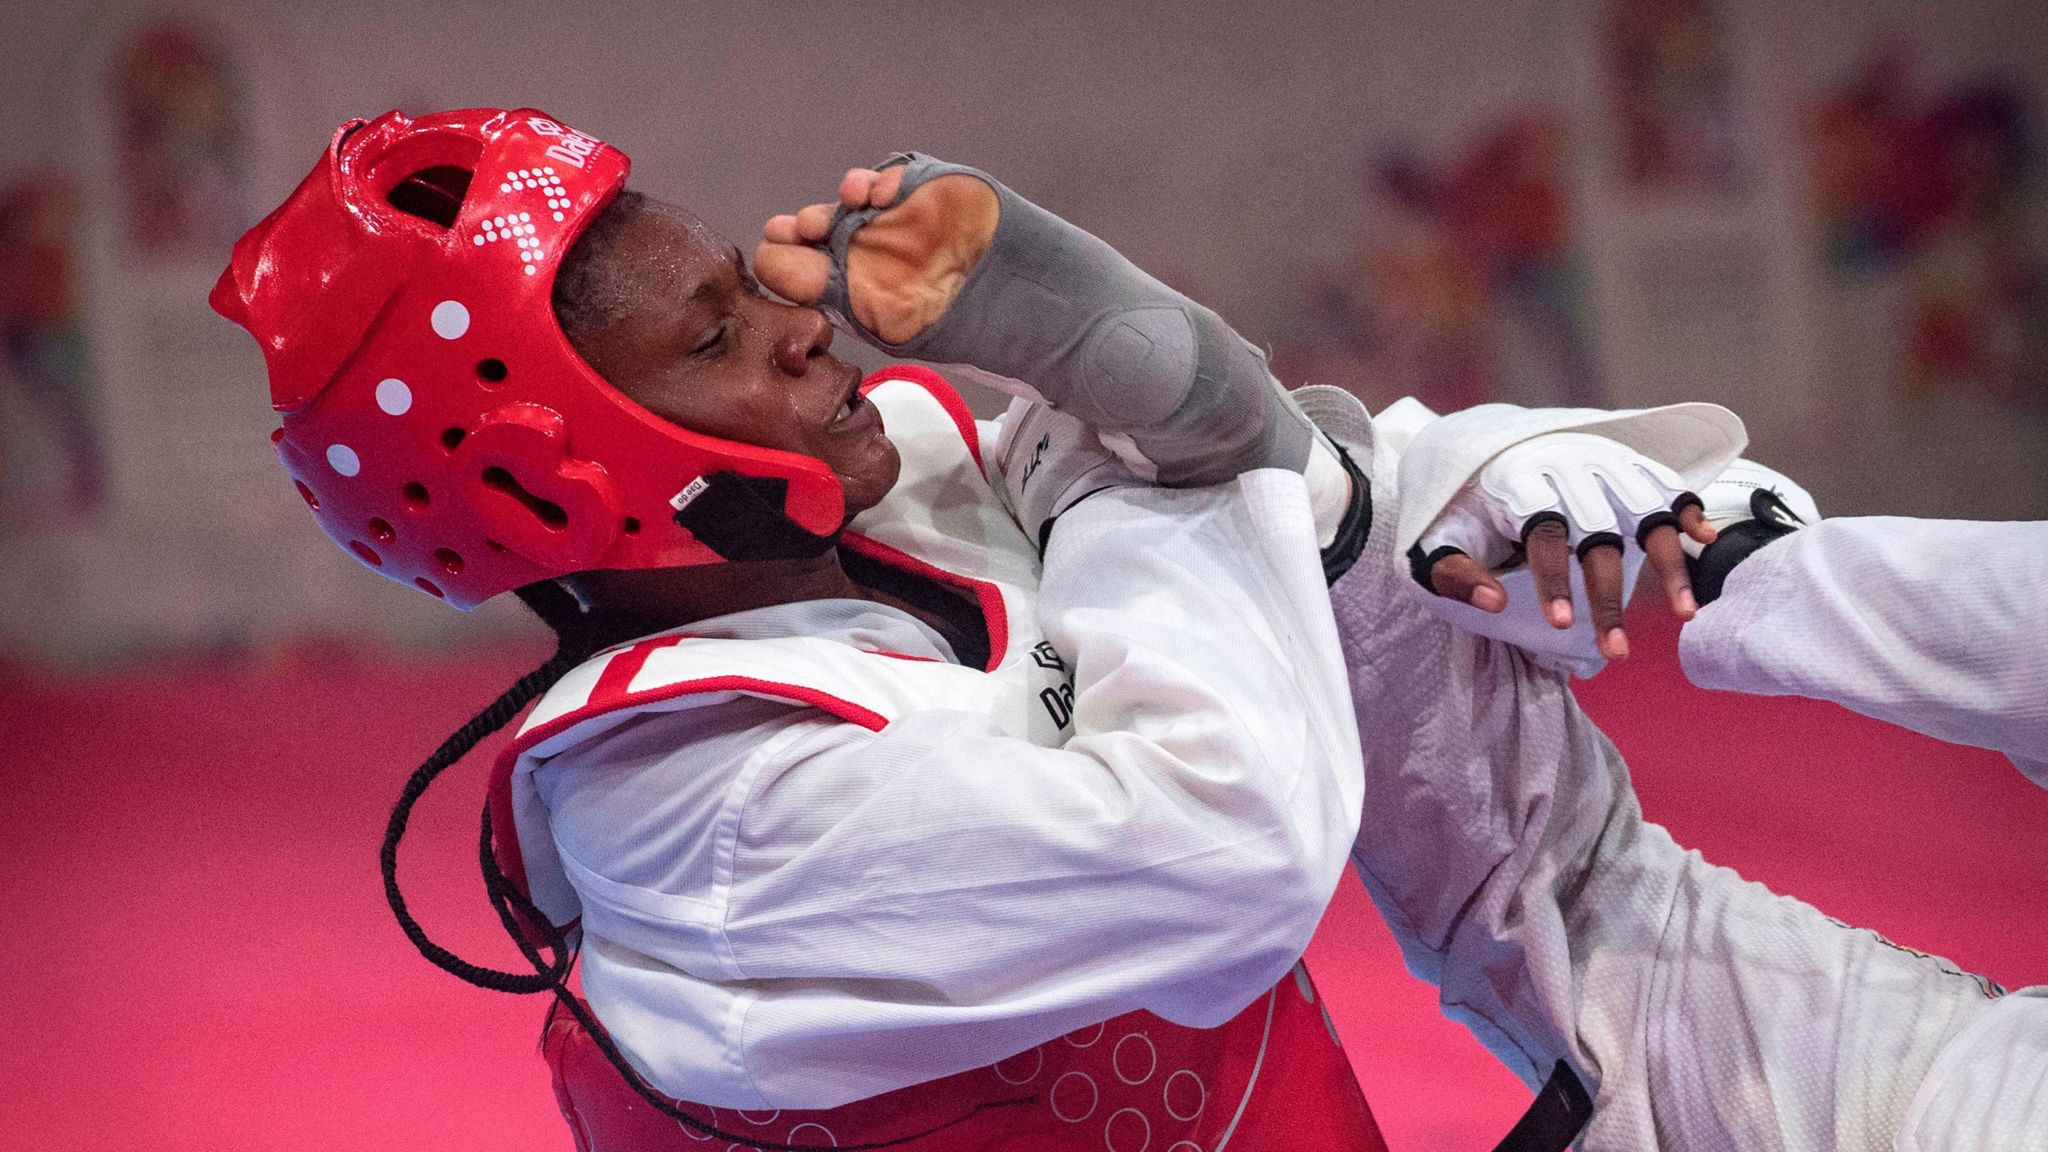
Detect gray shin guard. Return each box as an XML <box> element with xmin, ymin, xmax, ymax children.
<box><xmin>819</xmin><ymin>153</ymin><xmax>1313</xmax><ymax>485</ymax></box>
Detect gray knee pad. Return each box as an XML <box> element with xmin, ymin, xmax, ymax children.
<box><xmin>818</xmin><ymin>153</ymin><xmax>1313</xmax><ymax>485</ymax></box>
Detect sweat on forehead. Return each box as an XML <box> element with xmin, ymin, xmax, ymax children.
<box><xmin>551</xmin><ymin>190</ymin><xmax>733</xmax><ymax>341</ymax></box>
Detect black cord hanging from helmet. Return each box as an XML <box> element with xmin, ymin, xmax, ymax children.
<box><xmin>379</xmin><ymin>580</ymin><xmax>1035</xmax><ymax>1151</ymax></box>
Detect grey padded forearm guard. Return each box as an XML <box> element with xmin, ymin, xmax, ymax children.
<box><xmin>819</xmin><ymin>153</ymin><xmax>1314</xmax><ymax>486</ymax></box>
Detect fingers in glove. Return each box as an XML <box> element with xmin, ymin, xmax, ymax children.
<box><xmin>795</xmin><ymin>201</ymin><xmax>839</xmax><ymax>243</ymax></box>
<box><xmin>1429</xmin><ymin>551</ymin><xmax>1508</xmax><ymax>613</ymax></box>
<box><xmin>1638</xmin><ymin>521</ymin><xmax>1698</xmax><ymax>619</ymax></box>
<box><xmin>839</xmin><ymin>165</ymin><xmax>906</xmax><ymax>210</ymax></box>
<box><xmin>1675</xmin><ymin>494</ymin><xmax>1717</xmax><ymax>544</ymax></box>
<box><xmin>1576</xmin><ymin>535</ymin><xmax>1629</xmax><ymax>659</ymax></box>
<box><xmin>752</xmin><ymin>237</ymin><xmax>830</xmax><ymax>304</ymax></box>
<box><xmin>1523</xmin><ymin>513</ymin><xmax>1574</xmax><ymax>628</ymax></box>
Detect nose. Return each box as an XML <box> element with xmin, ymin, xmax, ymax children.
<box><xmin>771</xmin><ymin>304</ymin><xmax>834</xmax><ymax>378</ymax></box>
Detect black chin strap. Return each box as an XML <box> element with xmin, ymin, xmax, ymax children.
<box><xmin>672</xmin><ymin>471</ymin><xmax>840</xmax><ymax>562</ymax></box>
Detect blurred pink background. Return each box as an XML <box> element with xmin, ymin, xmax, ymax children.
<box><xmin>1</xmin><ymin>2</ymin><xmax>2043</xmax><ymax>1149</ymax></box>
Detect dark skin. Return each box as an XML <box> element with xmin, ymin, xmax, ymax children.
<box><xmin>758</xmin><ymin>166</ymin><xmax>1719</xmax><ymax>660</ymax></box>
<box><xmin>556</xmin><ymin>196</ymin><xmax>981</xmax><ymax>652</ymax></box>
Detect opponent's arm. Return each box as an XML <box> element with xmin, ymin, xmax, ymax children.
<box><xmin>1678</xmin><ymin>486</ymin><xmax>2048</xmax><ymax>782</ymax></box>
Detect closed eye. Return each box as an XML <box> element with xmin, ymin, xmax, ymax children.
<box><xmin>691</xmin><ymin>323</ymin><xmax>727</xmax><ymax>355</ymax></box>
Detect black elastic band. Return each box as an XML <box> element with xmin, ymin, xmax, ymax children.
<box><xmin>1320</xmin><ymin>443</ymin><xmax>1373</xmax><ymax>586</ymax></box>
<box><xmin>1407</xmin><ymin>543</ymin><xmax>1469</xmax><ymax>593</ymax></box>
<box><xmin>1574</xmin><ymin>530</ymin><xmax>1624</xmax><ymax>561</ymax></box>
<box><xmin>1492</xmin><ymin>1060</ymin><xmax>1594</xmax><ymax>1152</ymax></box>
<box><xmin>1634</xmin><ymin>510</ymin><xmax>1680</xmax><ymax>548</ymax></box>
<box><xmin>1519</xmin><ymin>510</ymin><xmax>1568</xmax><ymax>546</ymax></box>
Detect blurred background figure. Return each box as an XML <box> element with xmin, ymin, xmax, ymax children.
<box><xmin>2</xmin><ymin>2</ymin><xmax>2042</xmax><ymax>1151</ymax></box>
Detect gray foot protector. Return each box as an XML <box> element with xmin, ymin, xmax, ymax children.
<box><xmin>818</xmin><ymin>153</ymin><xmax>1314</xmax><ymax>486</ymax></box>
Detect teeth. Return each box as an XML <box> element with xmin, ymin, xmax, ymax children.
<box><xmin>837</xmin><ymin>400</ymin><xmax>853</xmax><ymax>421</ymax></box>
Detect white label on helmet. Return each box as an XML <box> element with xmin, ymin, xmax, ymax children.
<box><xmin>669</xmin><ymin>476</ymin><xmax>710</xmax><ymax>512</ymax></box>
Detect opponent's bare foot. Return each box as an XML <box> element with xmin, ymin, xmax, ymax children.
<box><xmin>756</xmin><ymin>166</ymin><xmax>997</xmax><ymax>344</ymax></box>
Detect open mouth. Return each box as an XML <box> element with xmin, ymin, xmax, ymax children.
<box><xmin>828</xmin><ymin>367</ymin><xmax>867</xmax><ymax>428</ymax></box>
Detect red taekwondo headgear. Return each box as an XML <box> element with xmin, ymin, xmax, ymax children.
<box><xmin>212</xmin><ymin>108</ymin><xmax>846</xmax><ymax>609</ymax></box>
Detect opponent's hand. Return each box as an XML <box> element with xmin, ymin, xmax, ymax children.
<box><xmin>756</xmin><ymin>166</ymin><xmax>998</xmax><ymax>343</ymax></box>
<box><xmin>1417</xmin><ymin>432</ymin><xmax>1718</xmax><ymax>661</ymax></box>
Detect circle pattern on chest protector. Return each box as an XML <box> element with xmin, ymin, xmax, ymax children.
<box><xmin>1104</xmin><ymin>1106</ymin><xmax>1151</xmax><ymax>1152</ymax></box>
<box><xmin>1113</xmin><ymin>1032</ymin><xmax>1157</xmax><ymax>1085</ymax></box>
<box><xmin>1050</xmin><ymin>1071</ymin><xmax>1099</xmax><ymax>1122</ymax></box>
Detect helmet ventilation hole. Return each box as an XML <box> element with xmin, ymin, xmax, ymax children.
<box><xmin>475</xmin><ymin>358</ymin><xmax>508</xmax><ymax>385</ymax></box>
<box><xmin>402</xmin><ymin>482</ymin><xmax>431</xmax><ymax>510</ymax></box>
<box><xmin>483</xmin><ymin>538</ymin><xmax>507</xmax><ymax>554</ymax></box>
<box><xmin>368</xmin><ymin>517</ymin><xmax>396</xmax><ymax>544</ymax></box>
<box><xmin>414</xmin><ymin>577</ymin><xmax>445</xmax><ymax>598</ymax></box>
<box><xmin>386</xmin><ymin>166</ymin><xmax>474</xmax><ymax>229</ymax></box>
<box><xmin>295</xmin><ymin>481</ymin><xmax>320</xmax><ymax>511</ymax></box>
<box><xmin>349</xmin><ymin>541</ymin><xmax>384</xmax><ymax>567</ymax></box>
<box><xmin>433</xmin><ymin>547</ymin><xmax>465</xmax><ymax>574</ymax></box>
<box><xmin>481</xmin><ymin>466</ymin><xmax>568</xmax><ymax>531</ymax></box>
<box><xmin>270</xmin><ymin>427</ymin><xmax>286</xmax><ymax>444</ymax></box>
<box><xmin>440</xmin><ymin>427</ymin><xmax>466</xmax><ymax>452</ymax></box>
<box><xmin>622</xmin><ymin>516</ymin><xmax>641</xmax><ymax>535</ymax></box>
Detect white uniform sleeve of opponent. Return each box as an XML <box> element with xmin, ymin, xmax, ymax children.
<box><xmin>539</xmin><ymin>471</ymin><xmax>1362</xmax><ymax>1109</ymax></box>
<box><xmin>1680</xmin><ymin>517</ymin><xmax>2048</xmax><ymax>784</ymax></box>
<box><xmin>1328</xmin><ymin>417</ymin><xmax>2002</xmax><ymax>1150</ymax></box>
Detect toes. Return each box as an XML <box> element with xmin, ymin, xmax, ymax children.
<box><xmin>752</xmin><ymin>241</ymin><xmax>832</xmax><ymax>304</ymax></box>
<box><xmin>762</xmin><ymin>214</ymin><xmax>803</xmax><ymax>245</ymax></box>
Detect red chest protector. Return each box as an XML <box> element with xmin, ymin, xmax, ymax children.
<box><xmin>487</xmin><ymin>369</ymin><xmax>1388</xmax><ymax>1152</ymax></box>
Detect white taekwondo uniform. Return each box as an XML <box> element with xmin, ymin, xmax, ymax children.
<box><xmin>1679</xmin><ymin>514</ymin><xmax>2048</xmax><ymax>1151</ymax></box>
<box><xmin>1328</xmin><ymin>401</ymin><xmax>2043</xmax><ymax>1152</ymax></box>
<box><xmin>503</xmin><ymin>371</ymin><xmax>1366</xmax><ymax>1120</ymax></box>
<box><xmin>1682</xmin><ymin>515</ymin><xmax>2048</xmax><ymax>785</ymax></box>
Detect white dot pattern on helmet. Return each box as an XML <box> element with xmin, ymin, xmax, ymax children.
<box><xmin>326</xmin><ymin>443</ymin><xmax>361</xmax><ymax>476</ymax></box>
<box><xmin>1063</xmin><ymin>1021</ymin><xmax>1104</xmax><ymax>1048</ymax></box>
<box><xmin>430</xmin><ymin>300</ymin><xmax>470</xmax><ymax>339</ymax></box>
<box><xmin>736</xmin><ymin>1109</ymin><xmax>780</xmax><ymax>1126</ymax></box>
<box><xmin>785</xmin><ymin>1123</ymin><xmax>837</xmax><ymax>1146</ymax></box>
<box><xmin>375</xmin><ymin>377</ymin><xmax>412</xmax><ymax>416</ymax></box>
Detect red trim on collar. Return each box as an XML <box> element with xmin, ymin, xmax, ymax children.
<box><xmin>861</xmin><ymin>365</ymin><xmax>986</xmax><ymax>477</ymax></box>
<box><xmin>840</xmin><ymin>531</ymin><xmax>1010</xmax><ymax>674</ymax></box>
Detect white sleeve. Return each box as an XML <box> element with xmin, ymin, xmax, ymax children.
<box><xmin>1680</xmin><ymin>517</ymin><xmax>2048</xmax><ymax>784</ymax></box>
<box><xmin>537</xmin><ymin>471</ymin><xmax>1363</xmax><ymax>1108</ymax></box>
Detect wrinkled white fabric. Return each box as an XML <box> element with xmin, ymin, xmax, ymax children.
<box><xmin>523</xmin><ymin>472</ymin><xmax>1363</xmax><ymax>1109</ymax></box>
<box><xmin>1330</xmin><ymin>413</ymin><xmax>2003</xmax><ymax>1151</ymax></box>
<box><xmin>1681</xmin><ymin>516</ymin><xmax>2048</xmax><ymax>784</ymax></box>
<box><xmin>1897</xmin><ymin>989</ymin><xmax>2048</xmax><ymax>1152</ymax></box>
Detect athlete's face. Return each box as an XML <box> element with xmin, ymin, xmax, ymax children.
<box><xmin>561</xmin><ymin>197</ymin><xmax>900</xmax><ymax>522</ymax></box>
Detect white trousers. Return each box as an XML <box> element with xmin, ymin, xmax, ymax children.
<box><xmin>1331</xmin><ymin>454</ymin><xmax>2017</xmax><ymax>1150</ymax></box>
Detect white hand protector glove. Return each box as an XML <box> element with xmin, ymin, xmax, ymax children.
<box><xmin>1417</xmin><ymin>432</ymin><xmax>1697</xmax><ymax>568</ymax></box>
<box><xmin>1393</xmin><ymin>401</ymin><xmax>1748</xmax><ymax>677</ymax></box>
<box><xmin>993</xmin><ymin>398</ymin><xmax>1139</xmax><ymax>552</ymax></box>
<box><xmin>1413</xmin><ymin>433</ymin><xmax>1701</xmax><ymax>674</ymax></box>
<box><xmin>1683</xmin><ymin>457</ymin><xmax>1821</xmax><ymax>604</ymax></box>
